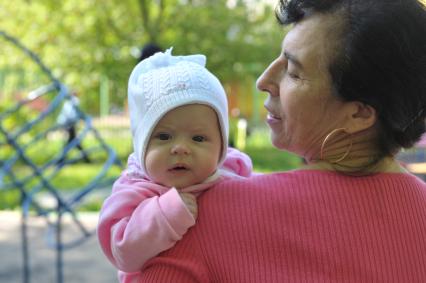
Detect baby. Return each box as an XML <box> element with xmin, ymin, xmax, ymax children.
<box><xmin>97</xmin><ymin>48</ymin><xmax>253</xmax><ymax>282</ymax></box>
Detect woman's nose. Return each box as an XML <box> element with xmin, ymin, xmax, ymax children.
<box><xmin>256</xmin><ymin>58</ymin><xmax>281</xmax><ymax>97</ymax></box>
<box><xmin>171</xmin><ymin>143</ymin><xmax>190</xmax><ymax>155</ymax></box>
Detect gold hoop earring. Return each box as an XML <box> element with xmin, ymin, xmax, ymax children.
<box><xmin>320</xmin><ymin>128</ymin><xmax>353</xmax><ymax>163</ymax></box>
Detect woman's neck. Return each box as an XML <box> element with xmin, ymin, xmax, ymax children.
<box><xmin>303</xmin><ymin>156</ymin><xmax>407</xmax><ymax>175</ymax></box>
<box><xmin>304</xmin><ymin>128</ymin><xmax>407</xmax><ymax>175</ymax></box>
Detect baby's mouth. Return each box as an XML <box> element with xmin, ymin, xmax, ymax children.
<box><xmin>169</xmin><ymin>164</ymin><xmax>189</xmax><ymax>171</ymax></box>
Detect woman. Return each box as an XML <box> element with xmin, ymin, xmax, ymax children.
<box><xmin>137</xmin><ymin>0</ymin><xmax>426</xmax><ymax>282</ymax></box>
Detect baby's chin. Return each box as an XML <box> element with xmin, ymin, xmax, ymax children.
<box><xmin>156</xmin><ymin>173</ymin><xmax>210</xmax><ymax>189</ymax></box>
<box><xmin>159</xmin><ymin>180</ymin><xmax>195</xmax><ymax>190</ymax></box>
<box><xmin>169</xmin><ymin>183</ymin><xmax>194</xmax><ymax>190</ymax></box>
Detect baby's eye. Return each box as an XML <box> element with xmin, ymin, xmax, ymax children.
<box><xmin>192</xmin><ymin>135</ymin><xmax>205</xmax><ymax>142</ymax></box>
<box><xmin>156</xmin><ymin>133</ymin><xmax>171</xmax><ymax>140</ymax></box>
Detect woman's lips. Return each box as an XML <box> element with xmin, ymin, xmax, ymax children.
<box><xmin>266</xmin><ymin>113</ymin><xmax>281</xmax><ymax>125</ymax></box>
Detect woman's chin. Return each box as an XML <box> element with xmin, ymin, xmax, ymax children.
<box><xmin>271</xmin><ymin>137</ymin><xmax>287</xmax><ymax>151</ymax></box>
<box><xmin>271</xmin><ymin>139</ymin><xmax>302</xmax><ymax>157</ymax></box>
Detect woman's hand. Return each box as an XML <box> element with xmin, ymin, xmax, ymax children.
<box><xmin>179</xmin><ymin>192</ymin><xmax>198</xmax><ymax>219</ymax></box>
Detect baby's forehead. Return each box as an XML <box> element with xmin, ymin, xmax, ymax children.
<box><xmin>160</xmin><ymin>104</ymin><xmax>218</xmax><ymax>119</ymax></box>
<box><xmin>153</xmin><ymin>103</ymin><xmax>220</xmax><ymax>129</ymax></box>
<box><xmin>170</xmin><ymin>103</ymin><xmax>215</xmax><ymax>111</ymax></box>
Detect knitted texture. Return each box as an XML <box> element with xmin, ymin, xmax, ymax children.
<box><xmin>127</xmin><ymin>48</ymin><xmax>229</xmax><ymax>172</ymax></box>
<box><xmin>139</xmin><ymin>170</ymin><xmax>426</xmax><ymax>282</ymax></box>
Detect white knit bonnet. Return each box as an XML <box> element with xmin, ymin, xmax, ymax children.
<box><xmin>128</xmin><ymin>48</ymin><xmax>229</xmax><ymax>173</ymax></box>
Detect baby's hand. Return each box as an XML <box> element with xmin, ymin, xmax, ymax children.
<box><xmin>179</xmin><ymin>193</ymin><xmax>198</xmax><ymax>219</ymax></box>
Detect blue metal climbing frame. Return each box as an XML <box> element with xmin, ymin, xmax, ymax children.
<box><xmin>0</xmin><ymin>30</ymin><xmax>123</xmax><ymax>283</ymax></box>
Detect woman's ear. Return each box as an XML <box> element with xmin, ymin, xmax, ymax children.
<box><xmin>344</xmin><ymin>101</ymin><xmax>377</xmax><ymax>133</ymax></box>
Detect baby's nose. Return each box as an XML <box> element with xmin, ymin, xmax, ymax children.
<box><xmin>171</xmin><ymin>143</ymin><xmax>190</xmax><ymax>155</ymax></box>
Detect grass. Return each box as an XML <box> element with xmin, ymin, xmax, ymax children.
<box><xmin>1</xmin><ymin>126</ymin><xmax>301</xmax><ymax>211</ymax></box>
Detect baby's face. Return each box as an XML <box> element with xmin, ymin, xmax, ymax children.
<box><xmin>145</xmin><ymin>104</ymin><xmax>222</xmax><ymax>189</ymax></box>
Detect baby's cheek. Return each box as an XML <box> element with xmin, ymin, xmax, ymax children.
<box><xmin>204</xmin><ymin>161</ymin><xmax>219</xmax><ymax>178</ymax></box>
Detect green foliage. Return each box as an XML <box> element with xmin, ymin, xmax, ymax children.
<box><xmin>167</xmin><ymin>0</ymin><xmax>282</xmax><ymax>81</ymax></box>
<box><xmin>0</xmin><ymin>189</ymin><xmax>20</xmax><ymax>210</ymax></box>
<box><xmin>1</xmin><ymin>0</ymin><xmax>284</xmax><ymax>113</ymax></box>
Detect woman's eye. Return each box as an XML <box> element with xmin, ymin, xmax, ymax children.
<box><xmin>157</xmin><ymin>133</ymin><xmax>171</xmax><ymax>140</ymax></box>
<box><xmin>288</xmin><ymin>72</ymin><xmax>300</xmax><ymax>79</ymax></box>
<box><xmin>192</xmin><ymin>135</ymin><xmax>205</xmax><ymax>142</ymax></box>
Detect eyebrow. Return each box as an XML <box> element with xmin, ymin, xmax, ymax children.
<box><xmin>283</xmin><ymin>51</ymin><xmax>304</xmax><ymax>70</ymax></box>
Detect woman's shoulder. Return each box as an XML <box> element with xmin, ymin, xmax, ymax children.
<box><xmin>211</xmin><ymin>169</ymin><xmax>426</xmax><ymax>193</ymax></box>
<box><xmin>210</xmin><ymin>169</ymin><xmax>320</xmax><ymax>192</ymax></box>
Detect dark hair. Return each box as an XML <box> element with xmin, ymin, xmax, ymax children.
<box><xmin>139</xmin><ymin>43</ymin><xmax>163</xmax><ymax>62</ymax></box>
<box><xmin>276</xmin><ymin>0</ymin><xmax>426</xmax><ymax>156</ymax></box>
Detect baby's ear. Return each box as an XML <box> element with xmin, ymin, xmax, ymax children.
<box><xmin>344</xmin><ymin>101</ymin><xmax>377</xmax><ymax>134</ymax></box>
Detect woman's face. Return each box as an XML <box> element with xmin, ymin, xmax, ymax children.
<box><xmin>257</xmin><ymin>13</ymin><xmax>350</xmax><ymax>159</ymax></box>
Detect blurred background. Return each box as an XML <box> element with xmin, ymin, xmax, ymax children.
<box><xmin>2</xmin><ymin>0</ymin><xmax>282</xmax><ymax>118</ymax></box>
<box><xmin>0</xmin><ymin>0</ymin><xmax>302</xmax><ymax>212</ymax></box>
<box><xmin>0</xmin><ymin>0</ymin><xmax>302</xmax><ymax>282</ymax></box>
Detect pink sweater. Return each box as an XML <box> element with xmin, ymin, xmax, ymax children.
<box><xmin>97</xmin><ymin>148</ymin><xmax>252</xmax><ymax>282</ymax></box>
<box><xmin>138</xmin><ymin>170</ymin><xmax>426</xmax><ymax>282</ymax></box>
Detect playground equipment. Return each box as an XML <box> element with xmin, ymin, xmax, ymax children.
<box><xmin>0</xmin><ymin>30</ymin><xmax>123</xmax><ymax>283</ymax></box>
